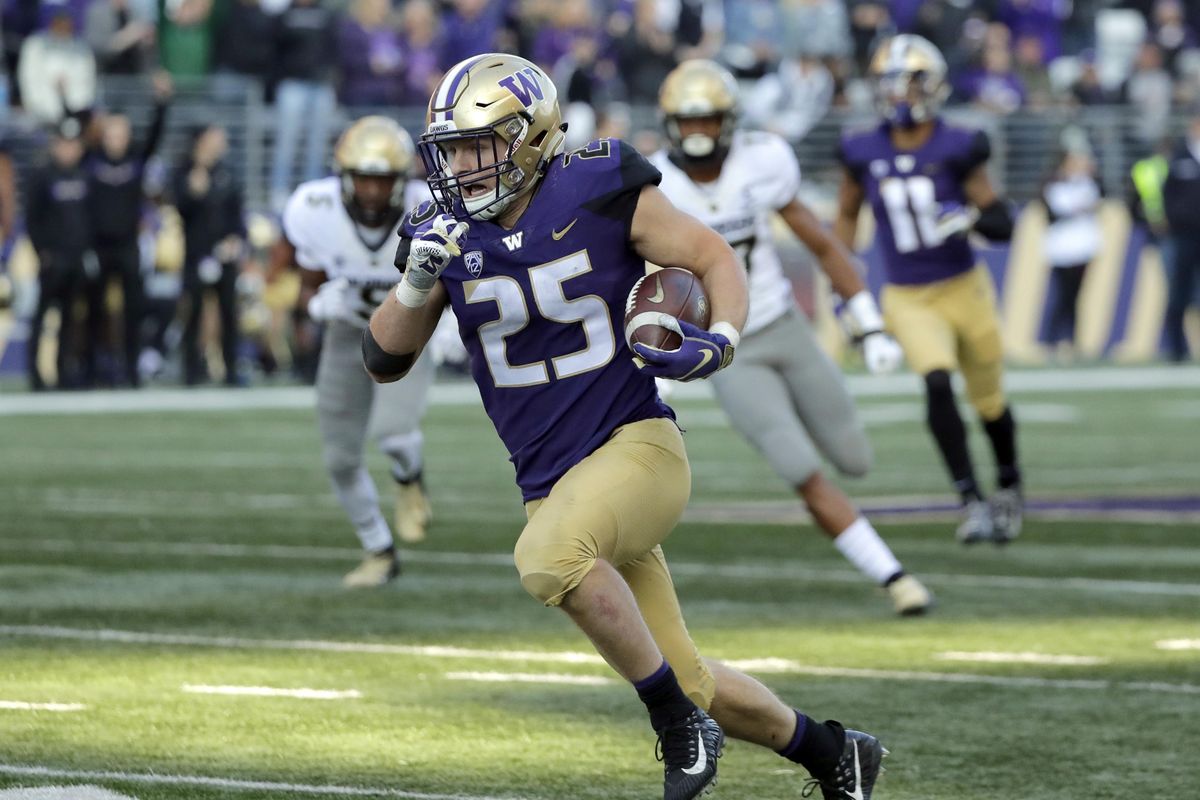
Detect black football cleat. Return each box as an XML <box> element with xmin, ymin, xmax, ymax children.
<box><xmin>656</xmin><ymin>708</ymin><xmax>724</xmax><ymax>800</ymax></box>
<box><xmin>802</xmin><ymin>726</ymin><xmax>887</xmax><ymax>800</ymax></box>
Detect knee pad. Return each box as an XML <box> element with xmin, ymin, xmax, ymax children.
<box><xmin>323</xmin><ymin>450</ymin><xmax>363</xmax><ymax>484</ymax></box>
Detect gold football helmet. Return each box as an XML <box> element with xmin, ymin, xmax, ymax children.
<box><xmin>868</xmin><ymin>34</ymin><xmax>950</xmax><ymax>127</ymax></box>
<box><xmin>333</xmin><ymin>115</ymin><xmax>414</xmax><ymax>226</ymax></box>
<box><xmin>658</xmin><ymin>59</ymin><xmax>739</xmax><ymax>163</ymax></box>
<box><xmin>419</xmin><ymin>53</ymin><xmax>567</xmax><ymax>221</ymax></box>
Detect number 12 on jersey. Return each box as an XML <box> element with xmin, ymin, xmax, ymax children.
<box><xmin>879</xmin><ymin>175</ymin><xmax>944</xmax><ymax>253</ymax></box>
<box><xmin>464</xmin><ymin>250</ymin><xmax>616</xmax><ymax>388</ymax></box>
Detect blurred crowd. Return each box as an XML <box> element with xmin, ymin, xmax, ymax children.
<box><xmin>1</xmin><ymin>0</ymin><xmax>1199</xmax><ymax>392</ymax></box>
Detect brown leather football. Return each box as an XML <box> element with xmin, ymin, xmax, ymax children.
<box><xmin>624</xmin><ymin>267</ymin><xmax>711</xmax><ymax>351</ymax></box>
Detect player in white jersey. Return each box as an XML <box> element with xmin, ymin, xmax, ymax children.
<box><xmin>275</xmin><ymin>116</ymin><xmax>437</xmax><ymax>588</ymax></box>
<box><xmin>653</xmin><ymin>61</ymin><xmax>932</xmax><ymax>615</ymax></box>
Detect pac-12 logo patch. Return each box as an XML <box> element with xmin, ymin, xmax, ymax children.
<box><xmin>465</xmin><ymin>250</ymin><xmax>484</xmax><ymax>277</ymax></box>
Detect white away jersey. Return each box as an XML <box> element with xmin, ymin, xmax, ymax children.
<box><xmin>650</xmin><ymin>130</ymin><xmax>800</xmax><ymax>335</ymax></box>
<box><xmin>282</xmin><ymin>176</ymin><xmax>431</xmax><ymax>324</ymax></box>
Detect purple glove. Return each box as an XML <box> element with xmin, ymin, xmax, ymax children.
<box><xmin>631</xmin><ymin>317</ymin><xmax>738</xmax><ymax>382</ymax></box>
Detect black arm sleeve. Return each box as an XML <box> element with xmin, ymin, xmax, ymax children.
<box><xmin>973</xmin><ymin>199</ymin><xmax>1014</xmax><ymax>241</ymax></box>
<box><xmin>952</xmin><ymin>130</ymin><xmax>992</xmax><ymax>180</ymax></box>
<box><xmin>362</xmin><ymin>324</ymin><xmax>415</xmax><ymax>378</ymax></box>
<box><xmin>138</xmin><ymin>101</ymin><xmax>168</xmax><ymax>163</ymax></box>
<box><xmin>393</xmin><ymin>235</ymin><xmax>411</xmax><ymax>273</ymax></box>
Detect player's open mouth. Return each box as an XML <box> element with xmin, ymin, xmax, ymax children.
<box><xmin>463</xmin><ymin>183</ymin><xmax>491</xmax><ymax>198</ymax></box>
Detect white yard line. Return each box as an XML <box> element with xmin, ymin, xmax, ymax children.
<box><xmin>444</xmin><ymin>671</ymin><xmax>615</xmax><ymax>686</ymax></box>
<box><xmin>1156</xmin><ymin>639</ymin><xmax>1200</xmax><ymax>650</ymax></box>
<box><xmin>1</xmin><ymin>366</ymin><xmax>1198</xmax><ymax>416</ymax></box>
<box><xmin>0</xmin><ymin>787</ymin><xmax>138</xmax><ymax>800</ymax></box>
<box><xmin>1</xmin><ymin>625</ymin><xmax>1196</xmax><ymax>696</ymax></box>
<box><xmin>934</xmin><ymin>651</ymin><xmax>1109</xmax><ymax>666</ymax></box>
<box><xmin>0</xmin><ymin>765</ymin><xmax>520</xmax><ymax>800</ymax></box>
<box><xmin>1</xmin><ymin>537</ymin><xmax>1197</xmax><ymax>597</ymax></box>
<box><xmin>0</xmin><ymin>701</ymin><xmax>86</xmax><ymax>712</ymax></box>
<box><xmin>181</xmin><ymin>684</ymin><xmax>362</xmax><ymax>700</ymax></box>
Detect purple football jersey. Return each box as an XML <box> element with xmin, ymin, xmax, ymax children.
<box><xmin>401</xmin><ymin>139</ymin><xmax>674</xmax><ymax>501</ymax></box>
<box><xmin>839</xmin><ymin>121</ymin><xmax>991</xmax><ymax>286</ymax></box>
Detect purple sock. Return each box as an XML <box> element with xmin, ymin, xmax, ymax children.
<box><xmin>634</xmin><ymin>660</ymin><xmax>695</xmax><ymax>731</ymax></box>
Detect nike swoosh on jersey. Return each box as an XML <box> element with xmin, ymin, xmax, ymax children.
<box><xmin>551</xmin><ymin>218</ymin><xmax>578</xmax><ymax>240</ymax></box>
<box><xmin>678</xmin><ymin>345</ymin><xmax>713</xmax><ymax>381</ymax></box>
<box><xmin>681</xmin><ymin>731</ymin><xmax>708</xmax><ymax>775</ymax></box>
<box><xmin>647</xmin><ymin>275</ymin><xmax>665</xmax><ymax>303</ymax></box>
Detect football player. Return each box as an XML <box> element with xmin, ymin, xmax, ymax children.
<box><xmin>652</xmin><ymin>59</ymin><xmax>931</xmax><ymax>616</ymax></box>
<box><xmin>274</xmin><ymin>116</ymin><xmax>436</xmax><ymax>587</ymax></box>
<box><xmin>835</xmin><ymin>34</ymin><xmax>1024</xmax><ymax>544</ymax></box>
<box><xmin>366</xmin><ymin>54</ymin><xmax>886</xmax><ymax>800</ymax></box>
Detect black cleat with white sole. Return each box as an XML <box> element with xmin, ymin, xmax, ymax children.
<box><xmin>802</xmin><ymin>726</ymin><xmax>887</xmax><ymax>800</ymax></box>
<box><xmin>657</xmin><ymin>708</ymin><xmax>724</xmax><ymax>800</ymax></box>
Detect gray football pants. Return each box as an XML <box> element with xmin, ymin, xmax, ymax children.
<box><xmin>710</xmin><ymin>308</ymin><xmax>872</xmax><ymax>486</ymax></box>
<box><xmin>316</xmin><ymin>320</ymin><xmax>435</xmax><ymax>550</ymax></box>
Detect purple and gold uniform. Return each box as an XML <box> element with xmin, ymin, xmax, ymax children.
<box><xmin>838</xmin><ymin>120</ymin><xmax>990</xmax><ymax>286</ymax></box>
<box><xmin>839</xmin><ymin>121</ymin><xmax>1005</xmax><ymax>418</ymax></box>
<box><xmin>402</xmin><ymin>138</ymin><xmax>673</xmax><ymax>501</ymax></box>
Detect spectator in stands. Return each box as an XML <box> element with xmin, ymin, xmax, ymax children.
<box><xmin>17</xmin><ymin>3</ymin><xmax>96</xmax><ymax>124</ymax></box>
<box><xmin>957</xmin><ymin>44</ymin><xmax>1026</xmax><ymax>113</ymax></box>
<box><xmin>3</xmin><ymin>0</ymin><xmax>42</xmax><ymax>106</ymax></box>
<box><xmin>531</xmin><ymin>0</ymin><xmax>594</xmax><ymax>74</ymax></box>
<box><xmin>1162</xmin><ymin>111</ymin><xmax>1200</xmax><ymax>362</ymax></box>
<box><xmin>338</xmin><ymin>0</ymin><xmax>405</xmax><ymax>107</ymax></box>
<box><xmin>722</xmin><ymin>0</ymin><xmax>782</xmax><ymax>79</ymax></box>
<box><xmin>1040</xmin><ymin>148</ymin><xmax>1103</xmax><ymax>357</ymax></box>
<box><xmin>1014</xmin><ymin>35</ymin><xmax>1053</xmax><ymax>108</ymax></box>
<box><xmin>85</xmin><ymin>0</ymin><xmax>157</xmax><ymax>76</ymax></box>
<box><xmin>846</xmin><ymin>1</ymin><xmax>892</xmax><ymax>73</ymax></box>
<box><xmin>175</xmin><ymin>124</ymin><xmax>247</xmax><ymax>386</ymax></box>
<box><xmin>158</xmin><ymin>0</ymin><xmax>213</xmax><ymax>80</ymax></box>
<box><xmin>85</xmin><ymin>70</ymin><xmax>172</xmax><ymax>388</ymax></box>
<box><xmin>25</xmin><ymin>116</ymin><xmax>92</xmax><ymax>390</ymax></box>
<box><xmin>615</xmin><ymin>0</ymin><xmax>679</xmax><ymax>103</ymax></box>
<box><xmin>1123</xmin><ymin>41</ymin><xmax>1174</xmax><ymax>151</ymax></box>
<box><xmin>782</xmin><ymin>0</ymin><xmax>851</xmax><ymax>62</ymax></box>
<box><xmin>998</xmin><ymin>0</ymin><xmax>1068</xmax><ymax>62</ymax></box>
<box><xmin>211</xmin><ymin>0</ymin><xmax>274</xmax><ymax>103</ymax></box>
<box><xmin>398</xmin><ymin>0</ymin><xmax>443</xmax><ymax>104</ymax></box>
<box><xmin>268</xmin><ymin>0</ymin><xmax>337</xmax><ymax>211</ymax></box>
<box><xmin>1150</xmin><ymin>0</ymin><xmax>1198</xmax><ymax>76</ymax></box>
<box><xmin>439</xmin><ymin>0</ymin><xmax>508</xmax><ymax>68</ymax></box>
<box><xmin>744</xmin><ymin>53</ymin><xmax>835</xmax><ymax>140</ymax></box>
<box><xmin>1071</xmin><ymin>52</ymin><xmax>1115</xmax><ymax>105</ymax></box>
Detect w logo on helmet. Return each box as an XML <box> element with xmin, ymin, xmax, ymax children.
<box><xmin>498</xmin><ymin>67</ymin><xmax>545</xmax><ymax>108</ymax></box>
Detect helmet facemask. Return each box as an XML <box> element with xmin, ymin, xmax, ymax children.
<box><xmin>341</xmin><ymin>171</ymin><xmax>406</xmax><ymax>227</ymax></box>
<box><xmin>664</xmin><ymin>111</ymin><xmax>736</xmax><ymax>165</ymax></box>
<box><xmin>874</xmin><ymin>70</ymin><xmax>947</xmax><ymax>128</ymax></box>
<box><xmin>419</xmin><ymin>114</ymin><xmax>539</xmax><ymax>222</ymax></box>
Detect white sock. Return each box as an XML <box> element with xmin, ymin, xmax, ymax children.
<box><xmin>832</xmin><ymin>517</ymin><xmax>903</xmax><ymax>585</ymax></box>
<box><xmin>380</xmin><ymin>430</ymin><xmax>424</xmax><ymax>483</ymax></box>
<box><xmin>330</xmin><ymin>466</ymin><xmax>394</xmax><ymax>552</ymax></box>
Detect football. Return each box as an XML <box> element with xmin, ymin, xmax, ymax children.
<box><xmin>624</xmin><ymin>267</ymin><xmax>711</xmax><ymax>351</ymax></box>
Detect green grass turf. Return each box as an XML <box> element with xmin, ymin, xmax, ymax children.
<box><xmin>0</xmin><ymin>377</ymin><xmax>1197</xmax><ymax>799</ymax></box>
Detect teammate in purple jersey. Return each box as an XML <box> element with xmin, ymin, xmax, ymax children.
<box><xmin>365</xmin><ymin>54</ymin><xmax>887</xmax><ymax>800</ymax></box>
<box><xmin>835</xmin><ymin>34</ymin><xmax>1024</xmax><ymax>545</ymax></box>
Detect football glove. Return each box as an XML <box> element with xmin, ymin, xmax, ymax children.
<box><xmin>933</xmin><ymin>202</ymin><xmax>980</xmax><ymax>241</ymax></box>
<box><xmin>395</xmin><ymin>214</ymin><xmax>469</xmax><ymax>308</ymax></box>
<box><xmin>307</xmin><ymin>277</ymin><xmax>353</xmax><ymax>323</ymax></box>
<box><xmin>631</xmin><ymin>316</ymin><xmax>738</xmax><ymax>382</ymax></box>
<box><xmin>841</xmin><ymin>290</ymin><xmax>903</xmax><ymax>374</ymax></box>
<box><xmin>862</xmin><ymin>331</ymin><xmax>904</xmax><ymax>374</ymax></box>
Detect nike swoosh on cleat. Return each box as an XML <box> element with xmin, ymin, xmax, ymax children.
<box><xmin>647</xmin><ymin>275</ymin><xmax>665</xmax><ymax>303</ymax></box>
<box><xmin>551</xmin><ymin>218</ymin><xmax>578</xmax><ymax>240</ymax></box>
<box><xmin>847</xmin><ymin>741</ymin><xmax>864</xmax><ymax>800</ymax></box>
<box><xmin>681</xmin><ymin>731</ymin><xmax>708</xmax><ymax>776</ymax></box>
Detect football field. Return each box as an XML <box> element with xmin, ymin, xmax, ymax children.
<box><xmin>1</xmin><ymin>367</ymin><xmax>1197</xmax><ymax>800</ymax></box>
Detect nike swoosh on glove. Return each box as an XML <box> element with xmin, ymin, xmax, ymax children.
<box><xmin>631</xmin><ymin>316</ymin><xmax>736</xmax><ymax>382</ymax></box>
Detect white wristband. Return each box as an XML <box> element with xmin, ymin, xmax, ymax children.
<box><xmin>394</xmin><ymin>277</ymin><xmax>431</xmax><ymax>308</ymax></box>
<box><xmin>709</xmin><ymin>321</ymin><xmax>741</xmax><ymax>349</ymax></box>
<box><xmin>844</xmin><ymin>290</ymin><xmax>884</xmax><ymax>336</ymax></box>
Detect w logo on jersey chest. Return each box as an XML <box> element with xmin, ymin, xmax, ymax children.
<box><xmin>502</xmin><ymin>231</ymin><xmax>525</xmax><ymax>251</ymax></box>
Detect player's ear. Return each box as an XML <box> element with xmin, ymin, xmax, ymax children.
<box><xmin>394</xmin><ymin>235</ymin><xmax>412</xmax><ymax>272</ymax></box>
